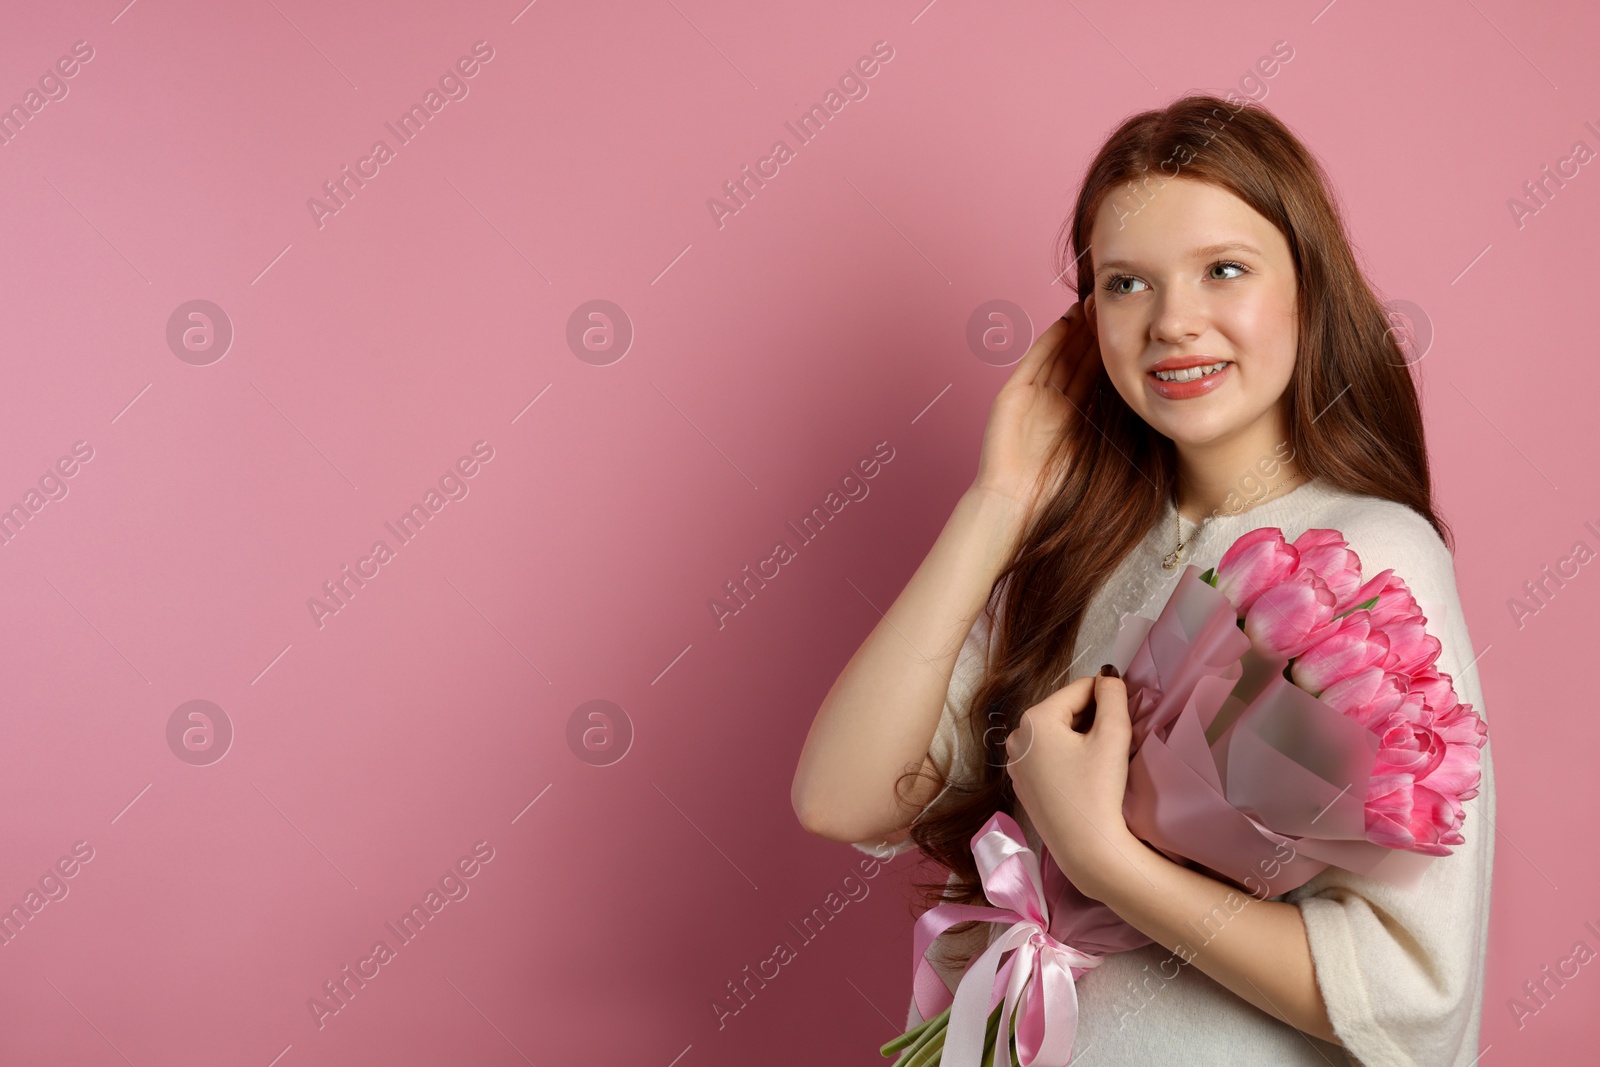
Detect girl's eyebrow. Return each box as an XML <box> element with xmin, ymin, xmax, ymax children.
<box><xmin>1093</xmin><ymin>241</ymin><xmax>1265</xmax><ymax>275</ymax></box>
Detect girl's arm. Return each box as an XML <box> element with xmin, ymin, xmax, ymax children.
<box><xmin>790</xmin><ymin>483</ymin><xmax>1028</xmax><ymax>844</ymax></box>
<box><xmin>1066</xmin><ymin>825</ymin><xmax>1342</xmax><ymax>1045</ymax></box>
<box><xmin>793</xmin><ymin>308</ymin><xmax>1099</xmax><ymax>846</ymax></box>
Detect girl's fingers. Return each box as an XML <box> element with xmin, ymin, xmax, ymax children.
<box><xmin>1007</xmin><ymin>314</ymin><xmax>1071</xmax><ymax>391</ymax></box>
<box><xmin>1006</xmin><ymin>676</ymin><xmax>1090</xmax><ymax>764</ymax></box>
<box><xmin>1042</xmin><ymin>669</ymin><xmax>1129</xmax><ymax>735</ymax></box>
<box><xmin>1086</xmin><ymin>670</ymin><xmax>1131</xmax><ymax>751</ymax></box>
<box><xmin>1031</xmin><ymin>307</ymin><xmax>1080</xmax><ymax>389</ymax></box>
<box><xmin>1046</xmin><ymin>302</ymin><xmax>1102</xmax><ymax>399</ymax></box>
<box><xmin>1030</xmin><ymin>310</ymin><xmax>1081</xmax><ymax>390</ymax></box>
<box><xmin>1038</xmin><ymin>673</ymin><xmax>1096</xmax><ymax>729</ymax></box>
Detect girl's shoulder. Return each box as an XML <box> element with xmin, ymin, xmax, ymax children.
<box><xmin>1291</xmin><ymin>482</ymin><xmax>1452</xmax><ymax>573</ymax></box>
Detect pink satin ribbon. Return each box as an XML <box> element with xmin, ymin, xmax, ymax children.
<box><xmin>910</xmin><ymin>812</ymin><xmax>1104</xmax><ymax>1067</ymax></box>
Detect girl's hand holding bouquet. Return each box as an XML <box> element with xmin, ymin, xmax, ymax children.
<box><xmin>1003</xmin><ymin>668</ymin><xmax>1141</xmax><ymax>904</ymax></box>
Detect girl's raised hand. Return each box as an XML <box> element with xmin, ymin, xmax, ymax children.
<box><xmin>971</xmin><ymin>295</ymin><xmax>1102</xmax><ymax>527</ymax></box>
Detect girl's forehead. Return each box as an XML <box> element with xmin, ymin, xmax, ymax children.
<box><xmin>1089</xmin><ymin>186</ymin><xmax>1288</xmax><ymax>274</ymax></box>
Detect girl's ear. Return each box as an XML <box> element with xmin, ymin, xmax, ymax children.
<box><xmin>1084</xmin><ymin>291</ymin><xmax>1097</xmax><ymax>329</ymax></box>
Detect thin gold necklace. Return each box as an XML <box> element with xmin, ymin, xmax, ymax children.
<box><xmin>1162</xmin><ymin>470</ymin><xmax>1306</xmax><ymax>570</ymax></box>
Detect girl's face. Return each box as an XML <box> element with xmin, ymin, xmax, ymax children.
<box><xmin>1085</xmin><ymin>178</ymin><xmax>1299</xmax><ymax>452</ymax></box>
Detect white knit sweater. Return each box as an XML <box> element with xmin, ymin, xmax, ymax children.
<box><xmin>855</xmin><ymin>477</ymin><xmax>1495</xmax><ymax>1066</ymax></box>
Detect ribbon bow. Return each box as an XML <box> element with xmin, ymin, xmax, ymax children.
<box><xmin>910</xmin><ymin>813</ymin><xmax>1103</xmax><ymax>1066</ymax></box>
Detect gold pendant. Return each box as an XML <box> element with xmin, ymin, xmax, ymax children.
<box><xmin>1162</xmin><ymin>549</ymin><xmax>1180</xmax><ymax>569</ymax></box>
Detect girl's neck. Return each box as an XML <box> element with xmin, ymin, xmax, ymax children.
<box><xmin>1173</xmin><ymin>447</ymin><xmax>1307</xmax><ymax>524</ymax></box>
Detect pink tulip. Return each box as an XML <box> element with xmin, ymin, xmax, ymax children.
<box><xmin>1411</xmin><ymin>785</ymin><xmax>1467</xmax><ymax>855</ymax></box>
<box><xmin>1243</xmin><ymin>573</ymin><xmax>1340</xmax><ymax>659</ymax></box>
<box><xmin>1418</xmin><ymin>703</ymin><xmax>1487</xmax><ymax>801</ymax></box>
<box><xmin>1344</xmin><ymin>567</ymin><xmax>1421</xmax><ymax>625</ymax></box>
<box><xmin>1415</xmin><ymin>740</ymin><xmax>1483</xmax><ymax>804</ymax></box>
<box><xmin>1215</xmin><ymin>528</ymin><xmax>1300</xmax><ymax>613</ymax></box>
<box><xmin>1290</xmin><ymin>611</ymin><xmax>1390</xmax><ymax>695</ymax></box>
<box><xmin>1369</xmin><ymin>709</ymin><xmax>1446</xmax><ymax>781</ymax></box>
<box><xmin>1289</xmin><ymin>529</ymin><xmax>1364</xmax><ymax>611</ymax></box>
<box><xmin>1366</xmin><ymin>774</ymin><xmax>1464</xmax><ymax>856</ymax></box>
<box><xmin>1373</xmin><ymin>613</ymin><xmax>1442</xmax><ymax>677</ymax></box>
<box><xmin>1410</xmin><ymin>667</ymin><xmax>1461</xmax><ymax>719</ymax></box>
<box><xmin>1366</xmin><ymin>773</ymin><xmax>1418</xmax><ymax>849</ymax></box>
<box><xmin>1318</xmin><ymin>665</ymin><xmax>1427</xmax><ymax>730</ymax></box>
<box><xmin>1430</xmin><ymin>698</ymin><xmax>1487</xmax><ymax>748</ymax></box>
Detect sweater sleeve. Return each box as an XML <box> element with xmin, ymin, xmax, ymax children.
<box><xmin>1284</xmin><ymin>501</ymin><xmax>1496</xmax><ymax>1067</ymax></box>
<box><xmin>850</xmin><ymin>604</ymin><xmax>994</xmax><ymax>860</ymax></box>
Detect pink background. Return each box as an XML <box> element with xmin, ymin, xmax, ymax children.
<box><xmin>1</xmin><ymin>1</ymin><xmax>1595</xmax><ymax>1063</ymax></box>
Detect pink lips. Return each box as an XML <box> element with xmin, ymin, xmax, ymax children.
<box><xmin>1147</xmin><ymin>360</ymin><xmax>1231</xmax><ymax>400</ymax></box>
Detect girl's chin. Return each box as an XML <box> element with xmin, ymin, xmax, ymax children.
<box><xmin>1150</xmin><ymin>414</ymin><xmax>1254</xmax><ymax>450</ymax></box>
<box><xmin>1112</xmin><ymin>380</ymin><xmax>1279</xmax><ymax>446</ymax></box>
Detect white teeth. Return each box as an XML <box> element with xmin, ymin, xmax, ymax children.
<box><xmin>1154</xmin><ymin>361</ymin><xmax>1227</xmax><ymax>382</ymax></box>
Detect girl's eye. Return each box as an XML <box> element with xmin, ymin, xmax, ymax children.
<box><xmin>1211</xmin><ymin>259</ymin><xmax>1249</xmax><ymax>280</ymax></box>
<box><xmin>1100</xmin><ymin>260</ymin><xmax>1250</xmax><ymax>296</ymax></box>
<box><xmin>1102</xmin><ymin>274</ymin><xmax>1146</xmax><ymax>296</ymax></box>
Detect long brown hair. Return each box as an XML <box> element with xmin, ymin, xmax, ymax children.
<box><xmin>897</xmin><ymin>93</ymin><xmax>1453</xmax><ymax>964</ymax></box>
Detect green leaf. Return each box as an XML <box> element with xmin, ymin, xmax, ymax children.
<box><xmin>1331</xmin><ymin>594</ymin><xmax>1380</xmax><ymax>621</ymax></box>
<box><xmin>1200</xmin><ymin>566</ymin><xmax>1217</xmax><ymax>585</ymax></box>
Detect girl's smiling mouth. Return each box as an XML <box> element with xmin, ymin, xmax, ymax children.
<box><xmin>1146</xmin><ymin>355</ymin><xmax>1233</xmax><ymax>399</ymax></box>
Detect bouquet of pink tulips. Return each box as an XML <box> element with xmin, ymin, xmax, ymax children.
<box><xmin>879</xmin><ymin>527</ymin><xmax>1488</xmax><ymax>1067</ymax></box>
<box><xmin>1208</xmin><ymin>527</ymin><xmax>1487</xmax><ymax>855</ymax></box>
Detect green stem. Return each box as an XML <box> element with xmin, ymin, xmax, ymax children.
<box><xmin>979</xmin><ymin>1003</ymin><xmax>1001</xmax><ymax>1067</ymax></box>
<box><xmin>888</xmin><ymin>1007</ymin><xmax>949</xmax><ymax>1063</ymax></box>
<box><xmin>880</xmin><ymin>1008</ymin><xmax>941</xmax><ymax>1058</ymax></box>
<box><xmin>880</xmin><ymin>999</ymin><xmax>1009</xmax><ymax>1066</ymax></box>
<box><xmin>901</xmin><ymin>1021</ymin><xmax>948</xmax><ymax>1067</ymax></box>
<box><xmin>974</xmin><ymin>1001</ymin><xmax>1016</xmax><ymax>1067</ymax></box>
